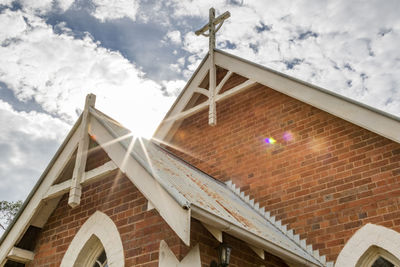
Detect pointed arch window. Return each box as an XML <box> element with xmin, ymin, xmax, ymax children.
<box><xmin>372</xmin><ymin>257</ymin><xmax>394</xmax><ymax>267</ymax></box>
<box><xmin>356</xmin><ymin>246</ymin><xmax>399</xmax><ymax>267</ymax></box>
<box><xmin>73</xmin><ymin>235</ymin><xmax>109</xmax><ymax>267</ymax></box>
<box><xmin>336</xmin><ymin>224</ymin><xmax>400</xmax><ymax>267</ymax></box>
<box><xmin>93</xmin><ymin>249</ymin><xmax>108</xmax><ymax>267</ymax></box>
<box><xmin>60</xmin><ymin>211</ymin><xmax>124</xmax><ymax>267</ymax></box>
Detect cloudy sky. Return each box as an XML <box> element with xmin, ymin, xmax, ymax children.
<box><xmin>0</xmin><ymin>0</ymin><xmax>399</xmax><ymax>207</ymax></box>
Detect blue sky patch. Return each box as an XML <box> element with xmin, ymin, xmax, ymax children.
<box><xmin>255</xmin><ymin>21</ymin><xmax>271</xmax><ymax>33</ymax></box>
<box><xmin>298</xmin><ymin>30</ymin><xmax>318</xmax><ymax>40</ymax></box>
<box><xmin>284</xmin><ymin>58</ymin><xmax>303</xmax><ymax>70</ymax></box>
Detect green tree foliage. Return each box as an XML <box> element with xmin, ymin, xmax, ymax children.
<box><xmin>0</xmin><ymin>200</ymin><xmax>23</xmax><ymax>230</ymax></box>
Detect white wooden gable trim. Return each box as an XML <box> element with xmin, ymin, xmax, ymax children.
<box><xmin>215</xmin><ymin>51</ymin><xmax>400</xmax><ymax>143</ymax></box>
<box><xmin>154</xmin><ymin>56</ymin><xmax>211</xmax><ymax>142</ymax></box>
<box><xmin>0</xmin><ymin>110</ymin><xmax>191</xmax><ymax>266</ymax></box>
<box><xmin>154</xmin><ymin>50</ymin><xmax>400</xmax><ymax>144</ymax></box>
<box><xmin>89</xmin><ymin>115</ymin><xmax>191</xmax><ymax>245</ymax></box>
<box><xmin>6</xmin><ymin>247</ymin><xmax>34</xmax><ymax>263</ymax></box>
<box><xmin>43</xmin><ymin>161</ymin><xmax>118</xmax><ymax>201</ymax></box>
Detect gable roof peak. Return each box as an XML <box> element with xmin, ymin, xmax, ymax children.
<box><xmin>154</xmin><ymin>49</ymin><xmax>400</xmax><ymax>144</ymax></box>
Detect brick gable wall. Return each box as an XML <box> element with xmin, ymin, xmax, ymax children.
<box><xmin>27</xmin><ymin>170</ymin><xmax>183</xmax><ymax>267</ymax></box>
<box><xmin>28</xmin><ymin>149</ymin><xmax>289</xmax><ymax>266</ymax></box>
<box><xmin>166</xmin><ymin>84</ymin><xmax>400</xmax><ymax>262</ymax></box>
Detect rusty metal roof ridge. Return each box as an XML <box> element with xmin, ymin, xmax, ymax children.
<box><xmin>225</xmin><ymin>180</ymin><xmax>334</xmax><ymax>267</ymax></box>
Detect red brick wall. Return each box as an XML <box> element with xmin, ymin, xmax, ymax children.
<box><xmin>28</xmin><ymin>149</ymin><xmax>289</xmax><ymax>266</ymax></box>
<box><xmin>28</xmin><ymin>170</ymin><xmax>181</xmax><ymax>267</ymax></box>
<box><xmin>166</xmin><ymin>84</ymin><xmax>400</xmax><ymax>262</ymax></box>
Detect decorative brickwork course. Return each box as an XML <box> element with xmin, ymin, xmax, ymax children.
<box><xmin>167</xmin><ymin>84</ymin><xmax>400</xmax><ymax>262</ymax></box>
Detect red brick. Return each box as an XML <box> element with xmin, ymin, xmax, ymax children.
<box><xmin>166</xmin><ymin>85</ymin><xmax>400</xmax><ymax>262</ymax></box>
<box><xmin>28</xmin><ymin>146</ymin><xmax>290</xmax><ymax>267</ymax></box>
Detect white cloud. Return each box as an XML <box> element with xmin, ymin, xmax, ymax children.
<box><xmin>19</xmin><ymin>0</ymin><xmax>54</xmax><ymax>13</ymax></box>
<box><xmin>0</xmin><ymin>8</ymin><xmax>175</xmax><ymax>138</ymax></box>
<box><xmin>0</xmin><ymin>10</ymin><xmax>27</xmax><ymax>42</ymax></box>
<box><xmin>0</xmin><ymin>0</ymin><xmax>400</xmax><ymax>206</ymax></box>
<box><xmin>0</xmin><ymin>100</ymin><xmax>70</xmax><ymax>201</ymax></box>
<box><xmin>57</xmin><ymin>0</ymin><xmax>75</xmax><ymax>11</ymax></box>
<box><xmin>177</xmin><ymin>57</ymin><xmax>185</xmax><ymax>66</ymax></box>
<box><xmin>0</xmin><ymin>6</ymin><xmax>179</xmax><ymax>203</ymax></box>
<box><xmin>183</xmin><ymin>31</ymin><xmax>208</xmax><ymax>56</ymax></box>
<box><xmin>169</xmin><ymin>63</ymin><xmax>180</xmax><ymax>73</ymax></box>
<box><xmin>170</xmin><ymin>0</ymin><xmax>228</xmax><ymax>18</ymax></box>
<box><xmin>0</xmin><ymin>101</ymin><xmax>68</xmax><ymax>140</ymax></box>
<box><xmin>162</xmin><ymin>79</ymin><xmax>186</xmax><ymax>97</ymax></box>
<box><xmin>0</xmin><ymin>0</ymin><xmax>13</xmax><ymax>7</ymax></box>
<box><xmin>176</xmin><ymin>0</ymin><xmax>400</xmax><ymax>116</ymax></box>
<box><xmin>166</xmin><ymin>30</ymin><xmax>182</xmax><ymax>45</ymax></box>
<box><xmin>91</xmin><ymin>0</ymin><xmax>140</xmax><ymax>22</ymax></box>
<box><xmin>3</xmin><ymin>0</ymin><xmax>75</xmax><ymax>14</ymax></box>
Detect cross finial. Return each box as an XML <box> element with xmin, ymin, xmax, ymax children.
<box><xmin>195</xmin><ymin>8</ymin><xmax>230</xmax><ymax>126</ymax></box>
<box><xmin>195</xmin><ymin>8</ymin><xmax>231</xmax><ymax>52</ymax></box>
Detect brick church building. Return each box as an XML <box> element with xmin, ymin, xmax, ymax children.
<box><xmin>0</xmin><ymin>47</ymin><xmax>400</xmax><ymax>266</ymax></box>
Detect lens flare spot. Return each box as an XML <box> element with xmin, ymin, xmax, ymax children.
<box><xmin>283</xmin><ymin>131</ymin><xmax>293</xmax><ymax>141</ymax></box>
<box><xmin>177</xmin><ymin>130</ymin><xmax>186</xmax><ymax>140</ymax></box>
<box><xmin>265</xmin><ymin>137</ymin><xmax>276</xmax><ymax>144</ymax></box>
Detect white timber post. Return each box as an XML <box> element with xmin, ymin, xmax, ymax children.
<box><xmin>208</xmin><ymin>8</ymin><xmax>217</xmax><ymax>126</ymax></box>
<box><xmin>68</xmin><ymin>93</ymin><xmax>96</xmax><ymax>208</ymax></box>
<box><xmin>195</xmin><ymin>7</ymin><xmax>230</xmax><ymax>126</ymax></box>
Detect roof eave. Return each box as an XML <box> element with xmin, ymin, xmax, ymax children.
<box><xmin>154</xmin><ymin>48</ymin><xmax>400</xmax><ymax>144</ymax></box>
<box><xmin>191</xmin><ymin>205</ymin><xmax>323</xmax><ymax>267</ymax></box>
<box><xmin>215</xmin><ymin>49</ymin><xmax>400</xmax><ymax>123</ymax></box>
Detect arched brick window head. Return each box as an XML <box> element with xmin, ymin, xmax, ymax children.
<box><xmin>336</xmin><ymin>224</ymin><xmax>400</xmax><ymax>267</ymax></box>
<box><xmin>60</xmin><ymin>211</ymin><xmax>124</xmax><ymax>267</ymax></box>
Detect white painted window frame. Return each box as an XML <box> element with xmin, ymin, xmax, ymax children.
<box><xmin>60</xmin><ymin>211</ymin><xmax>124</xmax><ymax>267</ymax></box>
<box><xmin>74</xmin><ymin>235</ymin><xmax>104</xmax><ymax>266</ymax></box>
<box><xmin>335</xmin><ymin>223</ymin><xmax>400</xmax><ymax>267</ymax></box>
<box><xmin>357</xmin><ymin>246</ymin><xmax>400</xmax><ymax>267</ymax></box>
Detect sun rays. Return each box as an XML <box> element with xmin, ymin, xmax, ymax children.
<box><xmin>90</xmin><ymin>129</ymin><xmax>137</xmax><ymax>202</ymax></box>
<box><xmin>151</xmin><ymin>136</ymin><xmax>199</xmax><ymax>160</ymax></box>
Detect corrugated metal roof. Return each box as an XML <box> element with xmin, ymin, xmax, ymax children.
<box><xmin>91</xmin><ymin>107</ymin><xmax>325</xmax><ymax>266</ymax></box>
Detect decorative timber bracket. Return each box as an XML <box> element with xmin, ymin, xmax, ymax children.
<box><xmin>195</xmin><ymin>7</ymin><xmax>230</xmax><ymax>126</ymax></box>
<box><xmin>68</xmin><ymin>93</ymin><xmax>96</xmax><ymax>208</ymax></box>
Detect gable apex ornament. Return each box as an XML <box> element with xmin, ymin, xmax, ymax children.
<box><xmin>195</xmin><ymin>7</ymin><xmax>230</xmax><ymax>126</ymax></box>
